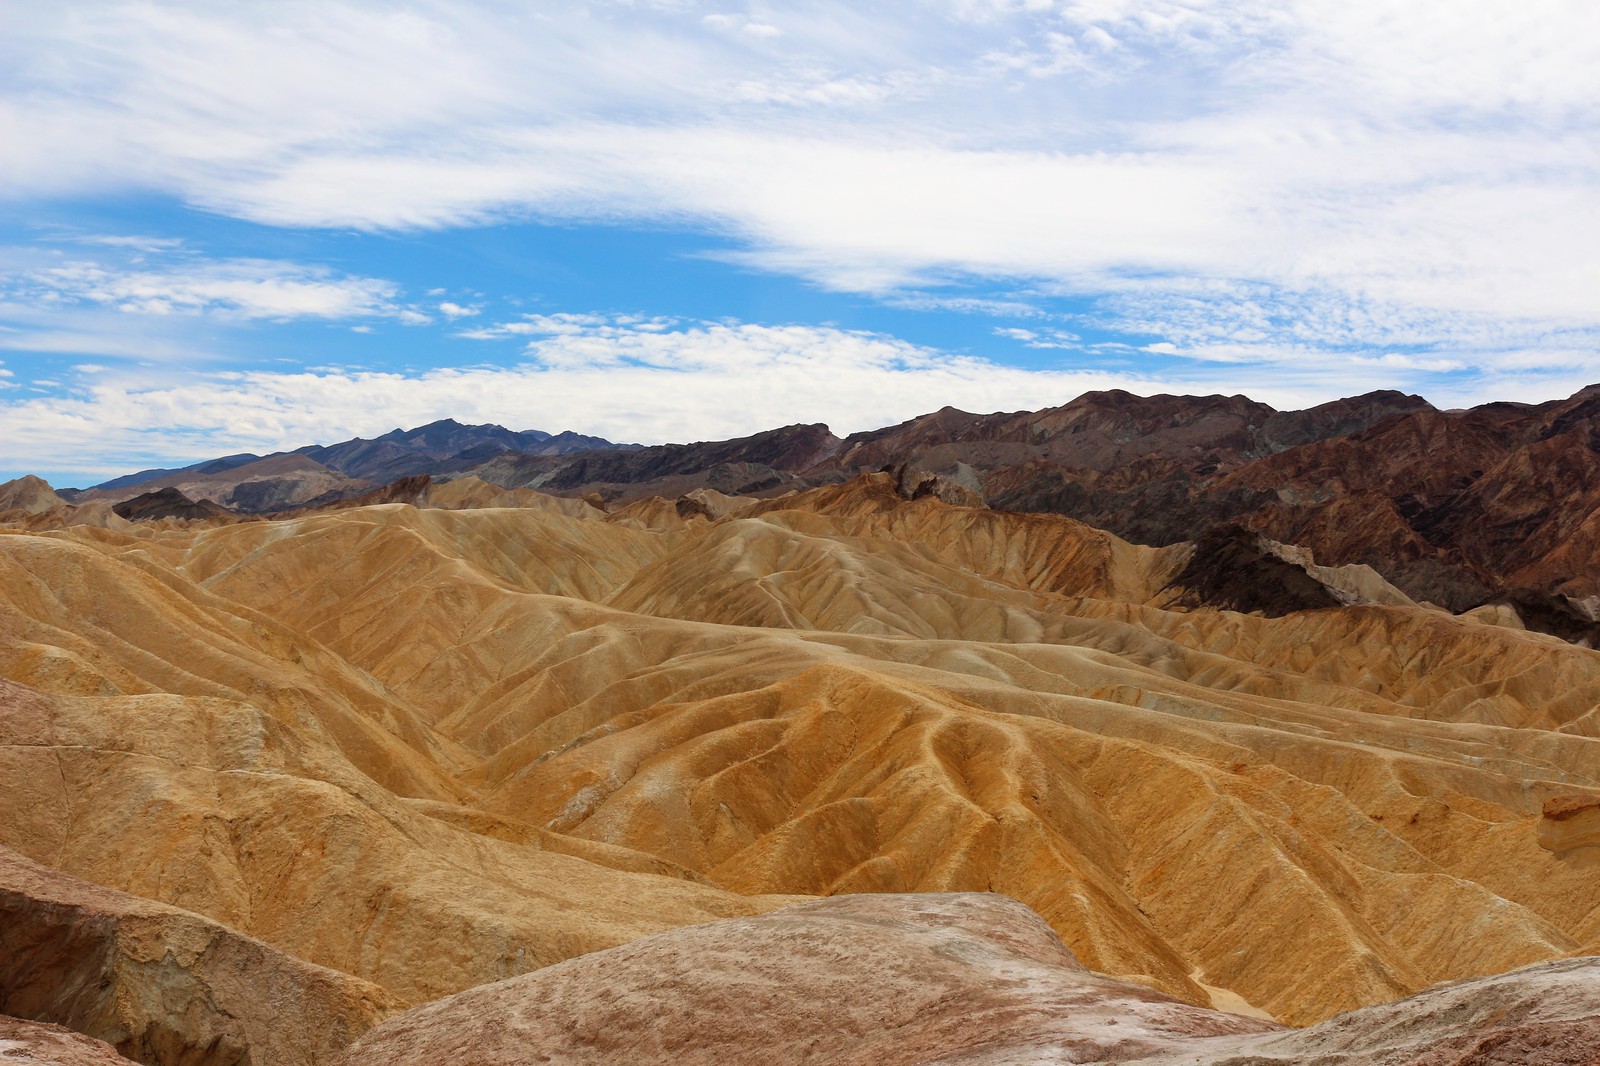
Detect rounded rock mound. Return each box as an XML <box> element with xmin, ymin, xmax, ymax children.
<box><xmin>336</xmin><ymin>892</ymin><xmax>1281</xmax><ymax>1066</ymax></box>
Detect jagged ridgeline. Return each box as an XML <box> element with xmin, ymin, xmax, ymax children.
<box><xmin>0</xmin><ymin>387</ymin><xmax>1598</xmax><ymax>1063</ymax></box>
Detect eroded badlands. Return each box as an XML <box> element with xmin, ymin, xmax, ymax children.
<box><xmin>1</xmin><ymin>469</ymin><xmax>1598</xmax><ymax>1062</ymax></box>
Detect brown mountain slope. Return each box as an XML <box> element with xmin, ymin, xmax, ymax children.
<box><xmin>866</xmin><ymin>384</ymin><xmax>1600</xmax><ymax>622</ymax></box>
<box><xmin>816</xmin><ymin>389</ymin><xmax>1433</xmax><ymax>543</ymax></box>
<box><xmin>78</xmin><ymin>454</ymin><xmax>372</xmax><ymax>514</ymax></box>
<box><xmin>111</xmin><ymin>486</ymin><xmax>241</xmax><ymax>523</ymax></box>
<box><xmin>1197</xmin><ymin>387</ymin><xmax>1600</xmax><ymax>611</ymax></box>
<box><xmin>470</xmin><ymin>422</ymin><xmax>840</xmax><ymax>502</ymax></box>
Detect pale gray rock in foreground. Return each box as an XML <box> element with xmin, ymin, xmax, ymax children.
<box><xmin>339</xmin><ymin>892</ymin><xmax>1600</xmax><ymax>1066</ymax></box>
<box><xmin>0</xmin><ymin>1016</ymin><xmax>126</xmax><ymax>1066</ymax></box>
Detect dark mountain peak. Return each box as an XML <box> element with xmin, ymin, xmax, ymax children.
<box><xmin>546</xmin><ymin>429</ymin><xmax>636</xmax><ymax>448</ymax></box>
<box><xmin>112</xmin><ymin>486</ymin><xmax>237</xmax><ymax>522</ymax></box>
<box><xmin>466</xmin><ymin>421</ymin><xmax>840</xmax><ymax>501</ymax></box>
<box><xmin>379</xmin><ymin>419</ymin><xmax>527</xmax><ymax>446</ymax></box>
<box><xmin>1068</xmin><ymin>388</ymin><xmax>1266</xmax><ymax>407</ymax></box>
<box><xmin>92</xmin><ymin>453</ymin><xmax>263</xmax><ymax>493</ymax></box>
<box><xmin>1047</xmin><ymin>389</ymin><xmax>1277</xmax><ymax>426</ymax></box>
<box><xmin>1259</xmin><ymin>391</ymin><xmax>1435</xmax><ymax>450</ymax></box>
<box><xmin>1352</xmin><ymin>388</ymin><xmax>1428</xmax><ymax>403</ymax></box>
<box><xmin>296</xmin><ymin>420</ymin><xmax>619</xmax><ymax>482</ymax></box>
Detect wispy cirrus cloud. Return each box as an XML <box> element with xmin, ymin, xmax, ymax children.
<box><xmin>13</xmin><ymin>259</ymin><xmax>400</xmax><ymax>320</ymax></box>
<box><xmin>0</xmin><ymin>241</ymin><xmax>430</xmax><ymax>360</ymax></box>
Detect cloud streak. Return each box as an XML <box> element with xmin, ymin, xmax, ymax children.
<box><xmin>14</xmin><ymin>259</ymin><xmax>400</xmax><ymax>320</ymax></box>
<box><xmin>0</xmin><ymin>244</ymin><xmax>431</xmax><ymax>361</ymax></box>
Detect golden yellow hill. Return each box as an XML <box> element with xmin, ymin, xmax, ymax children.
<box><xmin>1</xmin><ymin>473</ymin><xmax>1597</xmax><ymax>1031</ymax></box>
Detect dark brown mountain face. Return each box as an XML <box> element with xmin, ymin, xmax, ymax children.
<box><xmin>813</xmin><ymin>390</ymin><xmax>1435</xmax><ymax>549</ymax></box>
<box><xmin>1214</xmin><ymin>388</ymin><xmax>1600</xmax><ymax>610</ymax></box>
<box><xmin>825</xmin><ymin>390</ymin><xmax>1282</xmax><ymax>480</ymax></box>
<box><xmin>468</xmin><ymin>422</ymin><xmax>843</xmax><ymax>502</ymax></box>
<box><xmin>804</xmin><ymin>385</ymin><xmax>1598</xmax><ymax>624</ymax></box>
<box><xmin>1162</xmin><ymin>525</ymin><xmax>1345</xmax><ymax>616</ymax></box>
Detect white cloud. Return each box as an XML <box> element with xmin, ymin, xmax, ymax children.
<box><xmin>995</xmin><ymin>325</ymin><xmax>1081</xmax><ymax>348</ymax></box>
<box><xmin>438</xmin><ymin>301</ymin><xmax>481</xmax><ymax>318</ymax></box>
<box><xmin>0</xmin><ymin>1</ymin><xmax>1596</xmax><ymax>391</ymax></box>
<box><xmin>458</xmin><ymin>312</ymin><xmax>674</xmax><ymax>340</ymax></box>
<box><xmin>3</xmin><ymin>251</ymin><xmax>402</xmax><ymax>322</ymax></box>
<box><xmin>63</xmin><ymin>235</ymin><xmax>187</xmax><ymax>253</ymax></box>
<box><xmin>0</xmin><ymin>244</ymin><xmax>431</xmax><ymax>364</ymax></box>
<box><xmin>884</xmin><ymin>294</ymin><xmax>1046</xmax><ymax>317</ymax></box>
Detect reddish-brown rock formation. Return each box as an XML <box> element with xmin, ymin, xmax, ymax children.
<box><xmin>1537</xmin><ymin>796</ymin><xmax>1600</xmax><ymax>855</ymax></box>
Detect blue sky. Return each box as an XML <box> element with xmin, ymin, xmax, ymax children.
<box><xmin>2</xmin><ymin>2</ymin><xmax>1597</xmax><ymax>486</ymax></box>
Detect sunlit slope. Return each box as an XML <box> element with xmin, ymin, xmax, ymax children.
<box><xmin>1</xmin><ymin>478</ymin><xmax>1598</xmax><ymax>1026</ymax></box>
<box><xmin>0</xmin><ymin>529</ymin><xmax>792</xmax><ymax>1006</ymax></box>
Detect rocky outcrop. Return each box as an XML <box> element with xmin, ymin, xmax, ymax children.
<box><xmin>0</xmin><ymin>1016</ymin><xmax>126</xmax><ymax>1066</ymax></box>
<box><xmin>885</xmin><ymin>462</ymin><xmax>986</xmax><ymax>508</ymax></box>
<box><xmin>1158</xmin><ymin>526</ymin><xmax>1420</xmax><ymax>617</ymax></box>
<box><xmin>336</xmin><ymin>894</ymin><xmax>1281</xmax><ymax>1066</ymax></box>
<box><xmin>0</xmin><ymin>846</ymin><xmax>403</xmax><ymax>1065</ymax></box>
<box><xmin>1537</xmin><ymin>796</ymin><xmax>1600</xmax><ymax>855</ymax></box>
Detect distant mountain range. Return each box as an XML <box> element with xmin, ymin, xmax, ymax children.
<box><xmin>64</xmin><ymin>419</ymin><xmax>637</xmax><ymax>514</ymax></box>
<box><xmin>32</xmin><ymin>384</ymin><xmax>1600</xmax><ymax>642</ymax></box>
